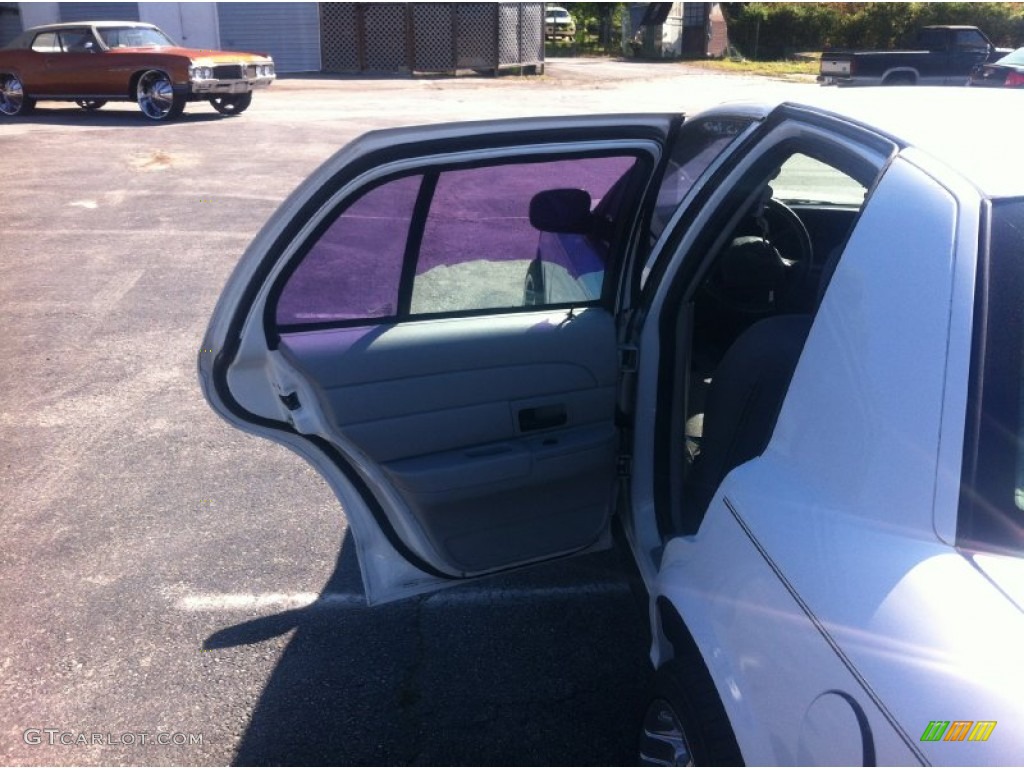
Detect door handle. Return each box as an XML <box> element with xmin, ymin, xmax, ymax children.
<box><xmin>518</xmin><ymin>404</ymin><xmax>567</xmax><ymax>432</ymax></box>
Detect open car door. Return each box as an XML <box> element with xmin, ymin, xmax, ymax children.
<box><xmin>199</xmin><ymin>116</ymin><xmax>677</xmax><ymax>604</ymax></box>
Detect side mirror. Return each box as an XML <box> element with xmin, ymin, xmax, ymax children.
<box><xmin>529</xmin><ymin>188</ymin><xmax>593</xmax><ymax>234</ymax></box>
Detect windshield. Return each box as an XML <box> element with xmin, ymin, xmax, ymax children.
<box><xmin>549</xmin><ymin>9</ymin><xmax>569</xmax><ymax>19</ymax></box>
<box><xmin>98</xmin><ymin>26</ymin><xmax>176</xmax><ymax>49</ymax></box>
<box><xmin>998</xmin><ymin>47</ymin><xmax>1024</xmax><ymax>66</ymax></box>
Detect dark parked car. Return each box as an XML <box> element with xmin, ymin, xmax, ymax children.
<box><xmin>819</xmin><ymin>25</ymin><xmax>1011</xmax><ymax>86</ymax></box>
<box><xmin>969</xmin><ymin>46</ymin><xmax>1024</xmax><ymax>88</ymax></box>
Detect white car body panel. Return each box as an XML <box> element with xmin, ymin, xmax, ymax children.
<box><xmin>648</xmin><ymin>126</ymin><xmax>1024</xmax><ymax>764</ymax></box>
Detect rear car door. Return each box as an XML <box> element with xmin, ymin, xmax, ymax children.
<box><xmin>200</xmin><ymin>116</ymin><xmax>678</xmax><ymax>604</ymax></box>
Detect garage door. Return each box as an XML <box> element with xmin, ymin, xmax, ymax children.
<box><xmin>217</xmin><ymin>2</ymin><xmax>320</xmax><ymax>73</ymax></box>
<box><xmin>0</xmin><ymin>3</ymin><xmax>21</xmax><ymax>47</ymax></box>
<box><xmin>59</xmin><ymin>2</ymin><xmax>140</xmax><ymax>22</ymax></box>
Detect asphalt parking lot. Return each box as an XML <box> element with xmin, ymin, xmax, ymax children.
<box><xmin>0</xmin><ymin>60</ymin><xmax>812</xmax><ymax>766</ymax></box>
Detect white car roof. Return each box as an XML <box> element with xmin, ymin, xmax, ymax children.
<box><xmin>25</xmin><ymin>21</ymin><xmax>158</xmax><ymax>32</ymax></box>
<box><xmin>770</xmin><ymin>88</ymin><xmax>1023</xmax><ymax>198</ymax></box>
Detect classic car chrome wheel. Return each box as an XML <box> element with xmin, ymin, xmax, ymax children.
<box><xmin>136</xmin><ymin>70</ymin><xmax>184</xmax><ymax>121</ymax></box>
<box><xmin>75</xmin><ymin>99</ymin><xmax>107</xmax><ymax>111</ymax></box>
<box><xmin>0</xmin><ymin>74</ymin><xmax>33</xmax><ymax>116</ymax></box>
<box><xmin>209</xmin><ymin>92</ymin><xmax>252</xmax><ymax>116</ymax></box>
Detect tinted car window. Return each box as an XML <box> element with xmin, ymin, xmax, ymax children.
<box><xmin>276</xmin><ymin>174</ymin><xmax>421</xmax><ymax>326</ymax></box>
<box><xmin>960</xmin><ymin>198</ymin><xmax>1024</xmax><ymax>554</ymax></box>
<box><xmin>955</xmin><ymin>29</ymin><xmax>989</xmax><ymax>52</ymax></box>
<box><xmin>649</xmin><ymin>117</ymin><xmax>754</xmax><ymax>247</ymax></box>
<box><xmin>275</xmin><ymin>154</ymin><xmax>638</xmax><ymax>328</ymax></box>
<box><xmin>411</xmin><ymin>156</ymin><xmax>634</xmax><ymax>314</ymax></box>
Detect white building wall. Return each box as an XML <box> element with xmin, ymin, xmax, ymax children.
<box><xmin>138</xmin><ymin>2</ymin><xmax>219</xmax><ymax>49</ymax></box>
<box><xmin>661</xmin><ymin>1</ymin><xmax>683</xmax><ymax>57</ymax></box>
<box><xmin>19</xmin><ymin>2</ymin><xmax>59</xmax><ymax>27</ymax></box>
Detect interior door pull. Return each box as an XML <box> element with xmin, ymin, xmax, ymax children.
<box><xmin>518</xmin><ymin>404</ymin><xmax>567</xmax><ymax>432</ymax></box>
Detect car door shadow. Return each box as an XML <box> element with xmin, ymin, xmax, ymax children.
<box><xmin>205</xmin><ymin>531</ymin><xmax>652</xmax><ymax>766</ymax></box>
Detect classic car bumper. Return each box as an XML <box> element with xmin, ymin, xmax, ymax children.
<box><xmin>191</xmin><ymin>76</ymin><xmax>274</xmax><ymax>95</ymax></box>
<box><xmin>189</xmin><ymin>62</ymin><xmax>275</xmax><ymax>94</ymax></box>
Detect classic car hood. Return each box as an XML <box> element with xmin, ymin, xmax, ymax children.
<box><xmin>109</xmin><ymin>46</ymin><xmax>271</xmax><ymax>62</ymax></box>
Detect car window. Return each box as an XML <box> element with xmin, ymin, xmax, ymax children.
<box><xmin>955</xmin><ymin>29</ymin><xmax>989</xmax><ymax>52</ymax></box>
<box><xmin>275</xmin><ymin>154</ymin><xmax>639</xmax><ymax>328</ymax></box>
<box><xmin>769</xmin><ymin>153</ymin><xmax>868</xmax><ymax>207</ymax></box>
<box><xmin>31</xmin><ymin>32</ymin><xmax>59</xmax><ymax>53</ymax></box>
<box><xmin>56</xmin><ymin>29</ymin><xmax>95</xmax><ymax>53</ymax></box>
<box><xmin>960</xmin><ymin>198</ymin><xmax>1024</xmax><ymax>554</ymax></box>
<box><xmin>98</xmin><ymin>26</ymin><xmax>176</xmax><ymax>48</ymax></box>
<box><xmin>649</xmin><ymin>117</ymin><xmax>755</xmax><ymax>248</ymax></box>
<box><xmin>276</xmin><ymin>175</ymin><xmax>420</xmax><ymax>326</ymax></box>
<box><xmin>999</xmin><ymin>48</ymin><xmax>1024</xmax><ymax>66</ymax></box>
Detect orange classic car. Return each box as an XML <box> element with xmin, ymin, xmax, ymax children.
<box><xmin>0</xmin><ymin>21</ymin><xmax>275</xmax><ymax>120</ymax></box>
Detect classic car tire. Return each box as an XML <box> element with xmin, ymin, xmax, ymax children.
<box><xmin>209</xmin><ymin>92</ymin><xmax>252</xmax><ymax>116</ymax></box>
<box><xmin>0</xmin><ymin>74</ymin><xmax>35</xmax><ymax>117</ymax></box>
<box><xmin>136</xmin><ymin>70</ymin><xmax>185</xmax><ymax>121</ymax></box>
<box><xmin>75</xmin><ymin>99</ymin><xmax>107</xmax><ymax>111</ymax></box>
<box><xmin>639</xmin><ymin>660</ymin><xmax>744</xmax><ymax>766</ymax></box>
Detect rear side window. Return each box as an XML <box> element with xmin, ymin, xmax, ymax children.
<box><xmin>31</xmin><ymin>32</ymin><xmax>58</xmax><ymax>53</ymax></box>
<box><xmin>276</xmin><ymin>174</ymin><xmax>419</xmax><ymax>324</ymax></box>
<box><xmin>960</xmin><ymin>198</ymin><xmax>1024</xmax><ymax>554</ymax></box>
<box><xmin>274</xmin><ymin>153</ymin><xmax>640</xmax><ymax>328</ymax></box>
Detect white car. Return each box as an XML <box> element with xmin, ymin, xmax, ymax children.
<box><xmin>545</xmin><ymin>6</ymin><xmax>576</xmax><ymax>40</ymax></box>
<box><xmin>200</xmin><ymin>89</ymin><xmax>1024</xmax><ymax>765</ymax></box>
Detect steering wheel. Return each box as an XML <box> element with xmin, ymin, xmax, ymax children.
<box><xmin>703</xmin><ymin>198</ymin><xmax>813</xmax><ymax>314</ymax></box>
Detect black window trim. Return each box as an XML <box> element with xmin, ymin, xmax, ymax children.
<box><xmin>957</xmin><ymin>196</ymin><xmax>1024</xmax><ymax>557</ymax></box>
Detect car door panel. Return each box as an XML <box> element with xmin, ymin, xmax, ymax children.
<box><xmin>276</xmin><ymin>307</ymin><xmax>618</xmax><ymax>575</ymax></box>
<box><xmin>203</xmin><ymin>115</ymin><xmax>677</xmax><ymax>601</ymax></box>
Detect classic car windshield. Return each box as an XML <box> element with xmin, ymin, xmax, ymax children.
<box><xmin>98</xmin><ymin>27</ymin><xmax>176</xmax><ymax>49</ymax></box>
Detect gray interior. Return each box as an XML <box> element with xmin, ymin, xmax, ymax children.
<box><xmin>279</xmin><ymin>307</ymin><xmax>619</xmax><ymax>574</ymax></box>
